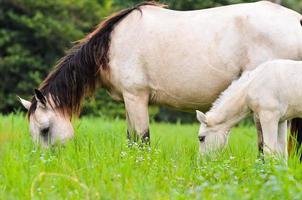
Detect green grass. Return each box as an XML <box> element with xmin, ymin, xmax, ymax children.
<box><xmin>1</xmin><ymin>114</ymin><xmax>302</xmax><ymax>199</ymax></box>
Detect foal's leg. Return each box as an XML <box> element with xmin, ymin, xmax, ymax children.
<box><xmin>254</xmin><ymin>114</ymin><xmax>264</xmax><ymax>157</ymax></box>
<box><xmin>123</xmin><ymin>91</ymin><xmax>150</xmax><ymax>143</ymax></box>
<box><xmin>278</xmin><ymin>121</ymin><xmax>288</xmax><ymax>158</ymax></box>
<box><xmin>259</xmin><ymin>111</ymin><xmax>279</xmax><ymax>155</ymax></box>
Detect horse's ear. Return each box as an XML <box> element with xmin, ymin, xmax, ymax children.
<box><xmin>34</xmin><ymin>89</ymin><xmax>47</xmax><ymax>107</ymax></box>
<box><xmin>196</xmin><ymin>110</ymin><xmax>207</xmax><ymax>124</ymax></box>
<box><xmin>17</xmin><ymin>96</ymin><xmax>31</xmax><ymax>110</ymax></box>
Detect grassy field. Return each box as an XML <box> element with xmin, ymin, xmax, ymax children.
<box><xmin>1</xmin><ymin>114</ymin><xmax>302</xmax><ymax>199</ymax></box>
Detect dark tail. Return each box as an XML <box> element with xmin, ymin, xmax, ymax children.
<box><xmin>289</xmin><ymin>118</ymin><xmax>302</xmax><ymax>158</ymax></box>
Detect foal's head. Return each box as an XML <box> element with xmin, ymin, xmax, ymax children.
<box><xmin>196</xmin><ymin>110</ymin><xmax>229</xmax><ymax>154</ymax></box>
<box><xmin>18</xmin><ymin>90</ymin><xmax>74</xmax><ymax>147</ymax></box>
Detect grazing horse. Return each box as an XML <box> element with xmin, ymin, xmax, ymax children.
<box><xmin>196</xmin><ymin>59</ymin><xmax>302</xmax><ymax>158</ymax></box>
<box><xmin>18</xmin><ymin>2</ymin><xmax>302</xmax><ymax>149</ymax></box>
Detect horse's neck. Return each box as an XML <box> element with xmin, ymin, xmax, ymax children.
<box><xmin>207</xmin><ymin>86</ymin><xmax>250</xmax><ymax>129</ymax></box>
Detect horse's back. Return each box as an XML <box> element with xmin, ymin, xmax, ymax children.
<box><xmin>111</xmin><ymin>1</ymin><xmax>302</xmax><ymax>78</ymax></box>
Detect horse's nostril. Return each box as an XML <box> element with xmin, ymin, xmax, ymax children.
<box><xmin>198</xmin><ymin>136</ymin><xmax>205</xmax><ymax>142</ymax></box>
<box><xmin>41</xmin><ymin>127</ymin><xmax>49</xmax><ymax>136</ymax></box>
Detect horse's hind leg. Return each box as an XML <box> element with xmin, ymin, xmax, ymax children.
<box><xmin>123</xmin><ymin>91</ymin><xmax>150</xmax><ymax>144</ymax></box>
<box><xmin>278</xmin><ymin>121</ymin><xmax>288</xmax><ymax>158</ymax></box>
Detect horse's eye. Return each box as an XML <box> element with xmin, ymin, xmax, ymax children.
<box><xmin>41</xmin><ymin>127</ymin><xmax>49</xmax><ymax>135</ymax></box>
<box><xmin>198</xmin><ymin>135</ymin><xmax>205</xmax><ymax>142</ymax></box>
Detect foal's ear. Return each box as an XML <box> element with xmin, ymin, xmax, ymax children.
<box><xmin>17</xmin><ymin>96</ymin><xmax>31</xmax><ymax>110</ymax></box>
<box><xmin>34</xmin><ymin>89</ymin><xmax>47</xmax><ymax>107</ymax></box>
<box><xmin>196</xmin><ymin>110</ymin><xmax>207</xmax><ymax>124</ymax></box>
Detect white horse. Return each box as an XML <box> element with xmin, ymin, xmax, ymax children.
<box><xmin>18</xmin><ymin>2</ymin><xmax>302</xmax><ymax>148</ymax></box>
<box><xmin>197</xmin><ymin>59</ymin><xmax>302</xmax><ymax>157</ymax></box>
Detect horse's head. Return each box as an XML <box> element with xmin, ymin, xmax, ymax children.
<box><xmin>18</xmin><ymin>89</ymin><xmax>74</xmax><ymax>147</ymax></box>
<box><xmin>196</xmin><ymin>110</ymin><xmax>229</xmax><ymax>154</ymax></box>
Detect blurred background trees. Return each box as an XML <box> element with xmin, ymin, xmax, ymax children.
<box><xmin>0</xmin><ymin>0</ymin><xmax>112</xmax><ymax>112</ymax></box>
<box><xmin>1</xmin><ymin>0</ymin><xmax>302</xmax><ymax>122</ymax></box>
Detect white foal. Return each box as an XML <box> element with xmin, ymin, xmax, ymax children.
<box><xmin>197</xmin><ymin>59</ymin><xmax>302</xmax><ymax>158</ymax></box>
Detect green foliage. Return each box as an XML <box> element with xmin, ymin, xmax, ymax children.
<box><xmin>284</xmin><ymin>0</ymin><xmax>302</xmax><ymax>12</ymax></box>
<box><xmin>0</xmin><ymin>0</ymin><xmax>112</xmax><ymax>113</ymax></box>
<box><xmin>1</xmin><ymin>114</ymin><xmax>302</xmax><ymax>199</ymax></box>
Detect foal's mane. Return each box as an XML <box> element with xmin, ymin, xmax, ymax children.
<box><xmin>209</xmin><ymin>70</ymin><xmax>255</xmax><ymax>114</ymax></box>
<box><xmin>29</xmin><ymin>2</ymin><xmax>165</xmax><ymax>117</ymax></box>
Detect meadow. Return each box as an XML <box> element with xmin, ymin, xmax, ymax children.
<box><xmin>1</xmin><ymin>114</ymin><xmax>302</xmax><ymax>199</ymax></box>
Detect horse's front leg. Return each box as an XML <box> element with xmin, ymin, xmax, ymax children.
<box><xmin>259</xmin><ymin>111</ymin><xmax>279</xmax><ymax>156</ymax></box>
<box><xmin>123</xmin><ymin>91</ymin><xmax>150</xmax><ymax>143</ymax></box>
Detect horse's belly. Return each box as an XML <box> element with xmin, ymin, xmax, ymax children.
<box><xmin>149</xmin><ymin>72</ymin><xmax>234</xmax><ymax>112</ymax></box>
<box><xmin>150</xmin><ymin>90</ymin><xmax>213</xmax><ymax>112</ymax></box>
